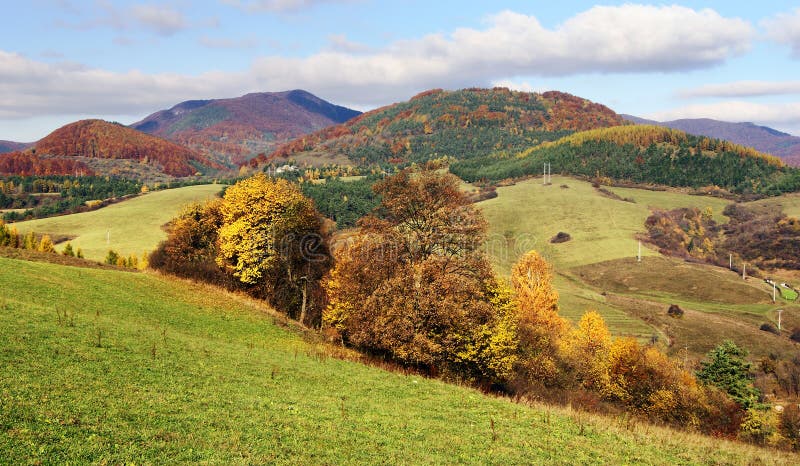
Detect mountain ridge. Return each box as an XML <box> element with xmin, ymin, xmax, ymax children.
<box><xmin>132</xmin><ymin>89</ymin><xmax>361</xmax><ymax>166</ymax></box>
<box><xmin>622</xmin><ymin>114</ymin><xmax>800</xmax><ymax>166</ymax></box>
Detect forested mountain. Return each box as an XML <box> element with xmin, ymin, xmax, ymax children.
<box><xmin>249</xmin><ymin>88</ymin><xmax>625</xmax><ymax>168</ymax></box>
<box><xmin>0</xmin><ymin>120</ymin><xmax>219</xmax><ymax>178</ymax></box>
<box><xmin>451</xmin><ymin>125</ymin><xmax>800</xmax><ymax>195</ymax></box>
<box><xmin>623</xmin><ymin>115</ymin><xmax>800</xmax><ymax>166</ymax></box>
<box><xmin>0</xmin><ymin>140</ymin><xmax>29</xmax><ymax>154</ymax></box>
<box><xmin>132</xmin><ymin>90</ymin><xmax>361</xmax><ymax>166</ymax></box>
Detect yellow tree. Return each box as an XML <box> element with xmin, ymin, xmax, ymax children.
<box><xmin>562</xmin><ymin>310</ymin><xmax>611</xmax><ymax>391</ymax></box>
<box><xmin>37</xmin><ymin>235</ymin><xmax>55</xmax><ymax>253</ymax></box>
<box><xmin>510</xmin><ymin>250</ymin><xmax>567</xmax><ymax>385</ymax></box>
<box><xmin>217</xmin><ymin>173</ymin><xmax>330</xmax><ymax>325</ymax></box>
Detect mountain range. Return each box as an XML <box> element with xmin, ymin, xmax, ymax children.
<box><xmin>0</xmin><ymin>140</ymin><xmax>30</xmax><ymax>154</ymax></box>
<box><xmin>132</xmin><ymin>89</ymin><xmax>361</xmax><ymax>166</ymax></box>
<box><xmin>622</xmin><ymin>115</ymin><xmax>800</xmax><ymax>166</ymax></box>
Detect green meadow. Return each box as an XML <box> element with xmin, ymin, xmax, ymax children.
<box><xmin>12</xmin><ymin>184</ymin><xmax>223</xmax><ymax>261</ymax></box>
<box><xmin>1</xmin><ymin>255</ymin><xmax>796</xmax><ymax>464</ymax></box>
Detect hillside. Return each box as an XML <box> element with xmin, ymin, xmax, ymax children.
<box><xmin>132</xmin><ymin>90</ymin><xmax>361</xmax><ymax>166</ymax></box>
<box><xmin>623</xmin><ymin>115</ymin><xmax>800</xmax><ymax>166</ymax></box>
<box><xmin>24</xmin><ymin>119</ymin><xmax>221</xmax><ymax>178</ymax></box>
<box><xmin>0</xmin><ymin>140</ymin><xmax>29</xmax><ymax>154</ymax></box>
<box><xmin>1</xmin><ymin>255</ymin><xmax>796</xmax><ymax>464</ymax></box>
<box><xmin>12</xmin><ymin>184</ymin><xmax>224</xmax><ymax>261</ymax></box>
<box><xmin>452</xmin><ymin>125</ymin><xmax>800</xmax><ymax>195</ymax></box>
<box><xmin>251</xmin><ymin>88</ymin><xmax>625</xmax><ymax>168</ymax></box>
<box><xmin>477</xmin><ymin>176</ymin><xmax>800</xmax><ymax>364</ymax></box>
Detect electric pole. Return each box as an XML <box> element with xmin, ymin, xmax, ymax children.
<box><xmin>778</xmin><ymin>309</ymin><xmax>783</xmax><ymax>331</ymax></box>
<box><xmin>729</xmin><ymin>253</ymin><xmax>732</xmax><ymax>270</ymax></box>
<box><xmin>742</xmin><ymin>263</ymin><xmax>746</xmax><ymax>280</ymax></box>
<box><xmin>637</xmin><ymin>241</ymin><xmax>642</xmax><ymax>262</ymax></box>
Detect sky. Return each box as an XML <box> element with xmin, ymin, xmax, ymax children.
<box><xmin>2</xmin><ymin>1</ymin><xmax>800</xmax><ymax>141</ymax></box>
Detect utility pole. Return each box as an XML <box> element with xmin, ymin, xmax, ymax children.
<box><xmin>106</xmin><ymin>229</ymin><xmax>110</xmax><ymax>245</ymax></box>
<box><xmin>777</xmin><ymin>309</ymin><xmax>783</xmax><ymax>331</ymax></box>
<box><xmin>729</xmin><ymin>253</ymin><xmax>732</xmax><ymax>270</ymax></box>
<box><xmin>742</xmin><ymin>263</ymin><xmax>746</xmax><ymax>280</ymax></box>
<box><xmin>637</xmin><ymin>241</ymin><xmax>642</xmax><ymax>262</ymax></box>
<box><xmin>543</xmin><ymin>163</ymin><xmax>547</xmax><ymax>185</ymax></box>
<box><xmin>548</xmin><ymin>162</ymin><xmax>552</xmax><ymax>184</ymax></box>
<box><xmin>773</xmin><ymin>282</ymin><xmax>777</xmax><ymax>303</ymax></box>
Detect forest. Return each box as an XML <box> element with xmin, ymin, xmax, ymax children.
<box><xmin>450</xmin><ymin>125</ymin><xmax>800</xmax><ymax>196</ymax></box>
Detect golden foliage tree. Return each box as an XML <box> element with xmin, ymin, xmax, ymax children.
<box><xmin>510</xmin><ymin>250</ymin><xmax>568</xmax><ymax>385</ymax></box>
<box><xmin>217</xmin><ymin>173</ymin><xmax>330</xmax><ymax>325</ymax></box>
<box><xmin>323</xmin><ymin>169</ymin><xmax>517</xmax><ymax>383</ymax></box>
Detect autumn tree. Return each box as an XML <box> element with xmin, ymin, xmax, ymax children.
<box><xmin>37</xmin><ymin>235</ymin><xmax>55</xmax><ymax>253</ymax></box>
<box><xmin>510</xmin><ymin>250</ymin><xmax>568</xmax><ymax>387</ymax></box>
<box><xmin>323</xmin><ymin>169</ymin><xmax>518</xmax><ymax>384</ymax></box>
<box><xmin>217</xmin><ymin>174</ymin><xmax>330</xmax><ymax>325</ymax></box>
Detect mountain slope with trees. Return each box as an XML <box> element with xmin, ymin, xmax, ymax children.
<box><xmin>451</xmin><ymin>125</ymin><xmax>800</xmax><ymax>196</ymax></box>
<box><xmin>623</xmin><ymin>115</ymin><xmax>800</xmax><ymax>166</ymax></box>
<box><xmin>1</xmin><ymin>119</ymin><xmax>220</xmax><ymax>178</ymax></box>
<box><xmin>132</xmin><ymin>90</ymin><xmax>361</xmax><ymax>166</ymax></box>
<box><xmin>0</xmin><ymin>140</ymin><xmax>29</xmax><ymax>154</ymax></box>
<box><xmin>249</xmin><ymin>88</ymin><xmax>625</xmax><ymax>168</ymax></box>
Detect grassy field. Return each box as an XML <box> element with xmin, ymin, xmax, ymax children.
<box><xmin>747</xmin><ymin>191</ymin><xmax>800</xmax><ymax>217</ymax></box>
<box><xmin>477</xmin><ymin>176</ymin><xmax>795</xmax><ymax>343</ymax></box>
<box><xmin>12</xmin><ymin>184</ymin><xmax>223</xmax><ymax>261</ymax></box>
<box><xmin>1</xmin><ymin>256</ymin><xmax>797</xmax><ymax>464</ymax></box>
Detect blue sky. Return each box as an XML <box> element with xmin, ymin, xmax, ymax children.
<box><xmin>2</xmin><ymin>0</ymin><xmax>800</xmax><ymax>141</ymax></box>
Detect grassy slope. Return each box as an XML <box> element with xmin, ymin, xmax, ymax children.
<box><xmin>478</xmin><ymin>176</ymin><xmax>736</xmax><ymax>339</ymax></box>
<box><xmin>747</xmin><ymin>191</ymin><xmax>800</xmax><ymax>217</ymax></box>
<box><xmin>12</xmin><ymin>184</ymin><xmax>223</xmax><ymax>261</ymax></box>
<box><xmin>1</xmin><ymin>256</ymin><xmax>796</xmax><ymax>464</ymax></box>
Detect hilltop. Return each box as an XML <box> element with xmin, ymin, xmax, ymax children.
<box><xmin>132</xmin><ymin>90</ymin><xmax>361</xmax><ymax>166</ymax></box>
<box><xmin>624</xmin><ymin>115</ymin><xmax>800</xmax><ymax>166</ymax></box>
<box><xmin>250</xmin><ymin>88</ymin><xmax>624</xmax><ymax>168</ymax></box>
<box><xmin>1</xmin><ymin>120</ymin><xmax>220</xmax><ymax>179</ymax></box>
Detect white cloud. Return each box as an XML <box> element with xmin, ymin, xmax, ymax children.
<box><xmin>763</xmin><ymin>8</ymin><xmax>800</xmax><ymax>57</ymax></box>
<box><xmin>131</xmin><ymin>5</ymin><xmax>187</xmax><ymax>36</ymax></box>
<box><xmin>489</xmin><ymin>79</ymin><xmax>548</xmax><ymax>94</ymax></box>
<box><xmin>56</xmin><ymin>2</ymin><xmax>189</xmax><ymax>36</ymax></box>
<box><xmin>326</xmin><ymin>34</ymin><xmax>372</xmax><ymax>54</ymax></box>
<box><xmin>0</xmin><ymin>5</ymin><xmax>755</xmax><ymax>121</ymax></box>
<box><xmin>199</xmin><ymin>36</ymin><xmax>259</xmax><ymax>49</ymax></box>
<box><xmin>679</xmin><ymin>80</ymin><xmax>800</xmax><ymax>98</ymax></box>
<box><xmin>646</xmin><ymin>101</ymin><xmax>800</xmax><ymax>135</ymax></box>
<box><xmin>223</xmin><ymin>0</ymin><xmax>351</xmax><ymax>13</ymax></box>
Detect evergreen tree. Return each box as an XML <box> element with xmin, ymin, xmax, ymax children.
<box><xmin>62</xmin><ymin>242</ymin><xmax>75</xmax><ymax>257</ymax></box>
<box><xmin>696</xmin><ymin>340</ymin><xmax>760</xmax><ymax>409</ymax></box>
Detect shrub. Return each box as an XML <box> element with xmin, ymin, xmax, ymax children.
<box><xmin>550</xmin><ymin>232</ymin><xmax>572</xmax><ymax>244</ymax></box>
<box><xmin>790</xmin><ymin>328</ymin><xmax>800</xmax><ymax>343</ymax></box>
<box><xmin>760</xmin><ymin>323</ymin><xmax>781</xmax><ymax>335</ymax></box>
<box><xmin>667</xmin><ymin>304</ymin><xmax>684</xmax><ymax>318</ymax></box>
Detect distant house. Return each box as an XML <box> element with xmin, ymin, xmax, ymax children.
<box><xmin>275</xmin><ymin>164</ymin><xmax>299</xmax><ymax>174</ymax></box>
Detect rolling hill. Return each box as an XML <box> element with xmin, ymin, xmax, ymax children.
<box><xmin>250</xmin><ymin>88</ymin><xmax>625</xmax><ymax>168</ymax></box>
<box><xmin>451</xmin><ymin>124</ymin><xmax>800</xmax><ymax>196</ymax></box>
<box><xmin>132</xmin><ymin>90</ymin><xmax>361</xmax><ymax>166</ymax></box>
<box><xmin>0</xmin><ymin>140</ymin><xmax>29</xmax><ymax>154</ymax></box>
<box><xmin>1</xmin><ymin>254</ymin><xmax>796</xmax><ymax>464</ymax></box>
<box><xmin>623</xmin><ymin>115</ymin><xmax>800</xmax><ymax>166</ymax></box>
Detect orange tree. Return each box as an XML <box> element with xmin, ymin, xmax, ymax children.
<box><xmin>323</xmin><ymin>169</ymin><xmax>518</xmax><ymax>384</ymax></box>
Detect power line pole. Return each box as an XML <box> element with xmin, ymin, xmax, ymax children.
<box><xmin>543</xmin><ymin>163</ymin><xmax>547</xmax><ymax>185</ymax></box>
<box><xmin>777</xmin><ymin>309</ymin><xmax>783</xmax><ymax>331</ymax></box>
<box><xmin>548</xmin><ymin>162</ymin><xmax>552</xmax><ymax>184</ymax></box>
<box><xmin>637</xmin><ymin>241</ymin><xmax>642</xmax><ymax>262</ymax></box>
<box><xmin>742</xmin><ymin>263</ymin><xmax>746</xmax><ymax>280</ymax></box>
<box><xmin>773</xmin><ymin>282</ymin><xmax>777</xmax><ymax>303</ymax></box>
<box><xmin>729</xmin><ymin>253</ymin><xmax>732</xmax><ymax>270</ymax></box>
